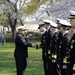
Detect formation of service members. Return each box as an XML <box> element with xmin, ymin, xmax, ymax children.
<box><xmin>38</xmin><ymin>10</ymin><xmax>75</xmax><ymax>75</ymax></box>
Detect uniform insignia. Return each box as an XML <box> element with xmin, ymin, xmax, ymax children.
<box><xmin>52</xmin><ymin>54</ymin><xmax>57</xmax><ymax>58</ymax></box>
<box><xmin>63</xmin><ymin>58</ymin><xmax>67</xmax><ymax>63</ymax></box>
<box><xmin>73</xmin><ymin>64</ymin><xmax>75</xmax><ymax>70</ymax></box>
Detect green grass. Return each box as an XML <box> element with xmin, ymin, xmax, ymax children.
<box><xmin>0</xmin><ymin>42</ymin><xmax>44</xmax><ymax>75</ymax></box>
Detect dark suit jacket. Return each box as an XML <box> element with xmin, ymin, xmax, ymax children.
<box><xmin>14</xmin><ymin>33</ymin><xmax>32</xmax><ymax>58</ymax></box>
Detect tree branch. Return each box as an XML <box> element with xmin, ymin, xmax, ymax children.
<box><xmin>8</xmin><ymin>13</ymin><xmax>13</xmax><ymax>27</ymax></box>
<box><xmin>19</xmin><ymin>0</ymin><xmax>27</xmax><ymax>10</ymax></box>
<box><xmin>19</xmin><ymin>18</ymin><xmax>24</xmax><ymax>26</ymax></box>
<box><xmin>15</xmin><ymin>0</ymin><xmax>18</xmax><ymax>5</ymax></box>
<box><xmin>46</xmin><ymin>10</ymin><xmax>50</xmax><ymax>16</ymax></box>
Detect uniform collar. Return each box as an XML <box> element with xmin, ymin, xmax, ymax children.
<box><xmin>63</xmin><ymin>31</ymin><xmax>68</xmax><ymax>36</ymax></box>
<box><xmin>52</xmin><ymin>29</ymin><xmax>58</xmax><ymax>35</ymax></box>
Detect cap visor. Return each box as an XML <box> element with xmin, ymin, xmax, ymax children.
<box><xmin>68</xmin><ymin>16</ymin><xmax>75</xmax><ymax>19</ymax></box>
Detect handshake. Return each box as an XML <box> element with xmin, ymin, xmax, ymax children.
<box><xmin>32</xmin><ymin>44</ymin><xmax>38</xmax><ymax>49</ymax></box>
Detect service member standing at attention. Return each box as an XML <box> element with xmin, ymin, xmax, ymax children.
<box><xmin>14</xmin><ymin>26</ymin><xmax>37</xmax><ymax>75</ymax></box>
<box><xmin>58</xmin><ymin>20</ymin><xmax>71</xmax><ymax>75</ymax></box>
<box><xmin>49</xmin><ymin>20</ymin><xmax>58</xmax><ymax>75</ymax></box>
<box><xmin>56</xmin><ymin>18</ymin><xmax>63</xmax><ymax>70</ymax></box>
<box><xmin>44</xmin><ymin>19</ymin><xmax>52</xmax><ymax>75</ymax></box>
<box><xmin>38</xmin><ymin>22</ymin><xmax>47</xmax><ymax>75</ymax></box>
<box><xmin>38</xmin><ymin>19</ymin><xmax>51</xmax><ymax>75</ymax></box>
<box><xmin>66</xmin><ymin>10</ymin><xmax>75</xmax><ymax>75</ymax></box>
<box><xmin>43</xmin><ymin>19</ymin><xmax>52</xmax><ymax>75</ymax></box>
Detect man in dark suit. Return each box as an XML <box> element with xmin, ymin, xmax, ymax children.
<box><xmin>14</xmin><ymin>26</ymin><xmax>37</xmax><ymax>75</ymax></box>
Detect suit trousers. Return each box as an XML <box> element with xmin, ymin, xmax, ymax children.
<box><xmin>15</xmin><ymin>57</ymin><xmax>27</xmax><ymax>75</ymax></box>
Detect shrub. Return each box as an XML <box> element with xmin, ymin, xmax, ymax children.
<box><xmin>0</xmin><ymin>31</ymin><xmax>41</xmax><ymax>42</ymax></box>
<box><xmin>26</xmin><ymin>31</ymin><xmax>41</xmax><ymax>41</ymax></box>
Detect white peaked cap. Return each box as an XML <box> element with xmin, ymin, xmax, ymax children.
<box><xmin>16</xmin><ymin>25</ymin><xmax>26</xmax><ymax>30</ymax></box>
<box><xmin>56</xmin><ymin>18</ymin><xmax>63</xmax><ymax>23</ymax></box>
<box><xmin>44</xmin><ymin>19</ymin><xmax>50</xmax><ymax>23</ymax></box>
<box><xmin>70</xmin><ymin>10</ymin><xmax>75</xmax><ymax>15</ymax></box>
<box><xmin>50</xmin><ymin>20</ymin><xmax>57</xmax><ymax>28</ymax></box>
<box><xmin>56</xmin><ymin>18</ymin><xmax>62</xmax><ymax>21</ymax></box>
<box><xmin>68</xmin><ymin>10</ymin><xmax>75</xmax><ymax>19</ymax></box>
<box><xmin>59</xmin><ymin>20</ymin><xmax>71</xmax><ymax>27</ymax></box>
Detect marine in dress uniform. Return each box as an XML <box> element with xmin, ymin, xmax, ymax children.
<box><xmin>58</xmin><ymin>20</ymin><xmax>71</xmax><ymax>75</ymax></box>
<box><xmin>14</xmin><ymin>26</ymin><xmax>37</xmax><ymax>75</ymax></box>
<box><xmin>66</xmin><ymin>10</ymin><xmax>75</xmax><ymax>75</ymax></box>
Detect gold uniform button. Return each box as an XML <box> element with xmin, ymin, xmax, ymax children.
<box><xmin>48</xmin><ymin>50</ymin><xmax>50</xmax><ymax>54</ymax></box>
<box><xmin>59</xmin><ymin>46</ymin><xmax>61</xmax><ymax>48</ymax></box>
<box><xmin>67</xmin><ymin>51</ymin><xmax>69</xmax><ymax>53</ymax></box>
<box><xmin>70</xmin><ymin>45</ymin><xmax>73</xmax><ymax>49</ymax></box>
<box><xmin>69</xmin><ymin>49</ymin><xmax>70</xmax><ymax>51</ymax></box>
<box><xmin>43</xmin><ymin>40</ymin><xmax>45</xmax><ymax>42</ymax></box>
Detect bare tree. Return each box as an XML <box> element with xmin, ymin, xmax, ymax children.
<box><xmin>0</xmin><ymin>0</ymin><xmax>28</xmax><ymax>39</ymax></box>
<box><xmin>0</xmin><ymin>0</ymin><xmax>62</xmax><ymax>39</ymax></box>
<box><xmin>0</xmin><ymin>0</ymin><xmax>47</xmax><ymax>38</ymax></box>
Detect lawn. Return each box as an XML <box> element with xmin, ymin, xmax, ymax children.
<box><xmin>0</xmin><ymin>42</ymin><xmax>44</xmax><ymax>75</ymax></box>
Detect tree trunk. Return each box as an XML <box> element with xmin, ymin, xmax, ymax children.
<box><xmin>8</xmin><ymin>13</ymin><xmax>17</xmax><ymax>40</ymax></box>
<box><xmin>11</xmin><ymin>25</ymin><xmax>16</xmax><ymax>39</ymax></box>
<box><xmin>10</xmin><ymin>18</ymin><xmax>17</xmax><ymax>39</ymax></box>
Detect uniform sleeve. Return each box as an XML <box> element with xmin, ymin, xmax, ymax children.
<box><xmin>62</xmin><ymin>35</ymin><xmax>70</xmax><ymax>64</ymax></box>
<box><xmin>16</xmin><ymin>34</ymin><xmax>32</xmax><ymax>47</ymax></box>
<box><xmin>51</xmin><ymin>33</ymin><xmax>58</xmax><ymax>60</ymax></box>
<box><xmin>41</xmin><ymin>33</ymin><xmax>46</xmax><ymax>49</ymax></box>
<box><xmin>62</xmin><ymin>36</ymin><xmax>70</xmax><ymax>58</ymax></box>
